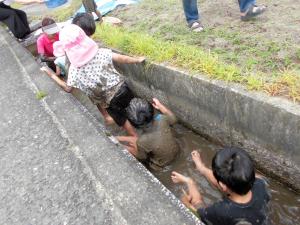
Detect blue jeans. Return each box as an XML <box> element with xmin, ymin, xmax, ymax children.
<box><xmin>182</xmin><ymin>0</ymin><xmax>199</xmax><ymax>25</ymax></box>
<box><xmin>238</xmin><ymin>0</ymin><xmax>256</xmax><ymax>13</ymax></box>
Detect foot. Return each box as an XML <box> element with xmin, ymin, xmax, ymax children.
<box><xmin>189</xmin><ymin>21</ymin><xmax>204</xmax><ymax>32</ymax></box>
<box><xmin>171</xmin><ymin>171</ymin><xmax>191</xmax><ymax>184</ymax></box>
<box><xmin>241</xmin><ymin>5</ymin><xmax>267</xmax><ymax>21</ymax></box>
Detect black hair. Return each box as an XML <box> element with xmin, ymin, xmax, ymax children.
<box><xmin>72</xmin><ymin>13</ymin><xmax>96</xmax><ymax>36</ymax></box>
<box><xmin>42</xmin><ymin>17</ymin><xmax>55</xmax><ymax>27</ymax></box>
<box><xmin>126</xmin><ymin>98</ymin><xmax>154</xmax><ymax>128</ymax></box>
<box><xmin>212</xmin><ymin>147</ymin><xmax>255</xmax><ymax>195</ymax></box>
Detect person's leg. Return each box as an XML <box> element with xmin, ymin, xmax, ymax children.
<box><xmin>0</xmin><ymin>5</ymin><xmax>29</xmax><ymax>38</ymax></box>
<box><xmin>96</xmin><ymin>104</ymin><xmax>114</xmax><ymax>124</ymax></box>
<box><xmin>13</xmin><ymin>8</ymin><xmax>30</xmax><ymax>33</ymax></box>
<box><xmin>182</xmin><ymin>0</ymin><xmax>199</xmax><ymax>25</ymax></box>
<box><xmin>239</xmin><ymin>0</ymin><xmax>266</xmax><ymax>20</ymax></box>
<box><xmin>238</xmin><ymin>0</ymin><xmax>256</xmax><ymax>13</ymax></box>
<box><xmin>171</xmin><ymin>171</ymin><xmax>204</xmax><ymax>208</ymax></box>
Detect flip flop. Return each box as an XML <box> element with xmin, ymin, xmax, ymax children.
<box><xmin>241</xmin><ymin>4</ymin><xmax>267</xmax><ymax>21</ymax></box>
<box><xmin>189</xmin><ymin>21</ymin><xmax>204</xmax><ymax>32</ymax></box>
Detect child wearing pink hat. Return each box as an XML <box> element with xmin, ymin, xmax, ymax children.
<box><xmin>46</xmin><ymin>24</ymin><xmax>145</xmax><ymax>137</ymax></box>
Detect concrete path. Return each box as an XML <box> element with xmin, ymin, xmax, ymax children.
<box><xmin>0</xmin><ymin>28</ymin><xmax>201</xmax><ymax>225</ymax></box>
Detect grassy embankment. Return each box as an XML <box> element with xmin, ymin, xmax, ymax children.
<box><xmin>36</xmin><ymin>0</ymin><xmax>300</xmax><ymax>102</ymax></box>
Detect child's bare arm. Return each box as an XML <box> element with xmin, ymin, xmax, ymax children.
<box><xmin>112</xmin><ymin>53</ymin><xmax>145</xmax><ymax>64</ymax></box>
<box><xmin>41</xmin><ymin>67</ymin><xmax>73</xmax><ymax>93</ymax></box>
<box><xmin>152</xmin><ymin>98</ymin><xmax>177</xmax><ymax>124</ymax></box>
<box><xmin>191</xmin><ymin>150</ymin><xmax>219</xmax><ymax>189</ymax></box>
<box><xmin>116</xmin><ymin>136</ymin><xmax>138</xmax><ymax>156</ymax></box>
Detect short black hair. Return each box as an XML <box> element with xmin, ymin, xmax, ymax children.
<box><xmin>212</xmin><ymin>147</ymin><xmax>255</xmax><ymax>195</ymax></box>
<box><xmin>126</xmin><ymin>98</ymin><xmax>154</xmax><ymax>128</ymax></box>
<box><xmin>72</xmin><ymin>13</ymin><xmax>96</xmax><ymax>36</ymax></box>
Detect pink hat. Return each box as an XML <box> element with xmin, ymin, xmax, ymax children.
<box><xmin>53</xmin><ymin>24</ymin><xmax>98</xmax><ymax>68</ymax></box>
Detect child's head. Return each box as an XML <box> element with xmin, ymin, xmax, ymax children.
<box><xmin>72</xmin><ymin>13</ymin><xmax>96</xmax><ymax>37</ymax></box>
<box><xmin>41</xmin><ymin>17</ymin><xmax>59</xmax><ymax>39</ymax></box>
<box><xmin>126</xmin><ymin>98</ymin><xmax>154</xmax><ymax>128</ymax></box>
<box><xmin>212</xmin><ymin>147</ymin><xmax>255</xmax><ymax>195</ymax></box>
<box><xmin>53</xmin><ymin>24</ymin><xmax>98</xmax><ymax>68</ymax></box>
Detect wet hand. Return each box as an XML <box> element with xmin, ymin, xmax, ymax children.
<box><xmin>191</xmin><ymin>150</ymin><xmax>206</xmax><ymax>172</ymax></box>
<box><xmin>152</xmin><ymin>98</ymin><xmax>161</xmax><ymax>110</ymax></box>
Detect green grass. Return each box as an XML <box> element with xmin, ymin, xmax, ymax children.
<box><xmin>94</xmin><ymin>24</ymin><xmax>300</xmax><ymax>101</ymax></box>
<box><xmin>36</xmin><ymin>90</ymin><xmax>47</xmax><ymax>100</ymax></box>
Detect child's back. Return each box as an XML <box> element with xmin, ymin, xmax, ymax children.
<box><xmin>198</xmin><ymin>177</ymin><xmax>270</xmax><ymax>225</ymax></box>
<box><xmin>137</xmin><ymin>114</ymin><xmax>179</xmax><ymax>170</ymax></box>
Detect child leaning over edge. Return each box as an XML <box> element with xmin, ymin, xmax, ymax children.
<box><xmin>48</xmin><ymin>24</ymin><xmax>144</xmax><ymax>136</ymax></box>
<box><xmin>172</xmin><ymin>147</ymin><xmax>270</xmax><ymax>225</ymax></box>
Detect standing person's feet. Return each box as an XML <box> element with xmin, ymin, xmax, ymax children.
<box><xmin>189</xmin><ymin>21</ymin><xmax>204</xmax><ymax>32</ymax></box>
<box><xmin>241</xmin><ymin>4</ymin><xmax>267</xmax><ymax>21</ymax></box>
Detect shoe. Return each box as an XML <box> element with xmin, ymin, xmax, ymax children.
<box><xmin>241</xmin><ymin>4</ymin><xmax>267</xmax><ymax>21</ymax></box>
<box><xmin>189</xmin><ymin>21</ymin><xmax>204</xmax><ymax>32</ymax></box>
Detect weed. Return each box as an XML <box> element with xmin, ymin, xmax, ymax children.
<box><xmin>36</xmin><ymin>90</ymin><xmax>47</xmax><ymax>100</ymax></box>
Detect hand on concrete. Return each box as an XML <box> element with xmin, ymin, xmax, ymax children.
<box><xmin>191</xmin><ymin>150</ymin><xmax>206</xmax><ymax>174</ymax></box>
<box><xmin>136</xmin><ymin>56</ymin><xmax>146</xmax><ymax>63</ymax></box>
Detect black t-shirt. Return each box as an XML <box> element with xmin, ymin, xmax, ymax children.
<box><xmin>198</xmin><ymin>178</ymin><xmax>271</xmax><ymax>225</ymax></box>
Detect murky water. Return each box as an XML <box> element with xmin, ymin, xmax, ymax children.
<box><xmin>152</xmin><ymin>124</ymin><xmax>300</xmax><ymax>225</ymax></box>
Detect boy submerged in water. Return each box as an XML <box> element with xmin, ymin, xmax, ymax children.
<box><xmin>172</xmin><ymin>147</ymin><xmax>270</xmax><ymax>225</ymax></box>
<box><xmin>117</xmin><ymin>98</ymin><xmax>179</xmax><ymax>170</ymax></box>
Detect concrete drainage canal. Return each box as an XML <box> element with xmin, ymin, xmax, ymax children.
<box><xmin>24</xmin><ymin>40</ymin><xmax>300</xmax><ymax>225</ymax></box>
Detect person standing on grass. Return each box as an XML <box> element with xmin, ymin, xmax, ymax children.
<box><xmin>82</xmin><ymin>0</ymin><xmax>102</xmax><ymax>22</ymax></box>
<box><xmin>181</xmin><ymin>0</ymin><xmax>266</xmax><ymax>32</ymax></box>
<box><xmin>0</xmin><ymin>0</ymin><xmax>43</xmax><ymax>39</ymax></box>
<box><xmin>172</xmin><ymin>147</ymin><xmax>270</xmax><ymax>225</ymax></box>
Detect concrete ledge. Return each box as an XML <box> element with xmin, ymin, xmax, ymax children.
<box><xmin>115</xmin><ymin>62</ymin><xmax>300</xmax><ymax>192</ymax></box>
<box><xmin>0</xmin><ymin>27</ymin><xmax>202</xmax><ymax>224</ymax></box>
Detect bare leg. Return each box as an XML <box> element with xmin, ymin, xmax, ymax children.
<box><xmin>171</xmin><ymin>171</ymin><xmax>204</xmax><ymax>208</ymax></box>
<box><xmin>122</xmin><ymin>120</ymin><xmax>137</xmax><ymax>137</ymax></box>
<box><xmin>96</xmin><ymin>104</ymin><xmax>114</xmax><ymax>124</ymax></box>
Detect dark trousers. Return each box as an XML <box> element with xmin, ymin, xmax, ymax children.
<box><xmin>0</xmin><ymin>3</ymin><xmax>30</xmax><ymax>39</ymax></box>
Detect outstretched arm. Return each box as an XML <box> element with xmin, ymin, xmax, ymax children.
<box><xmin>15</xmin><ymin>0</ymin><xmax>44</xmax><ymax>4</ymax></box>
<box><xmin>152</xmin><ymin>98</ymin><xmax>177</xmax><ymax>125</ymax></box>
<box><xmin>112</xmin><ymin>53</ymin><xmax>145</xmax><ymax>64</ymax></box>
<box><xmin>191</xmin><ymin>150</ymin><xmax>219</xmax><ymax>189</ymax></box>
<box><xmin>40</xmin><ymin>67</ymin><xmax>73</xmax><ymax>93</ymax></box>
<box><xmin>116</xmin><ymin>136</ymin><xmax>138</xmax><ymax>157</ymax></box>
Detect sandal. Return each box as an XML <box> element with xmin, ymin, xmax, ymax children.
<box><xmin>241</xmin><ymin>4</ymin><xmax>267</xmax><ymax>21</ymax></box>
<box><xmin>189</xmin><ymin>21</ymin><xmax>204</xmax><ymax>32</ymax></box>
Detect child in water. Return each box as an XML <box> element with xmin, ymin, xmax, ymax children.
<box><xmin>172</xmin><ymin>147</ymin><xmax>270</xmax><ymax>225</ymax></box>
<box><xmin>46</xmin><ymin>24</ymin><xmax>145</xmax><ymax>136</ymax></box>
<box><xmin>117</xmin><ymin>98</ymin><xmax>179</xmax><ymax>170</ymax></box>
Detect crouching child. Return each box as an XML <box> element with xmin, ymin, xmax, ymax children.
<box><xmin>46</xmin><ymin>24</ymin><xmax>145</xmax><ymax>136</ymax></box>
<box><xmin>117</xmin><ymin>98</ymin><xmax>180</xmax><ymax>170</ymax></box>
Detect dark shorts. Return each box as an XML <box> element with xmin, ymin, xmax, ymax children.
<box><xmin>107</xmin><ymin>82</ymin><xmax>134</xmax><ymax>126</ymax></box>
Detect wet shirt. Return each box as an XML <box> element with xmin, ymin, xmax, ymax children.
<box><xmin>67</xmin><ymin>48</ymin><xmax>124</xmax><ymax>107</ymax></box>
<box><xmin>198</xmin><ymin>178</ymin><xmax>271</xmax><ymax>225</ymax></box>
<box><xmin>136</xmin><ymin>114</ymin><xmax>179</xmax><ymax>170</ymax></box>
<box><xmin>37</xmin><ymin>33</ymin><xmax>59</xmax><ymax>57</ymax></box>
